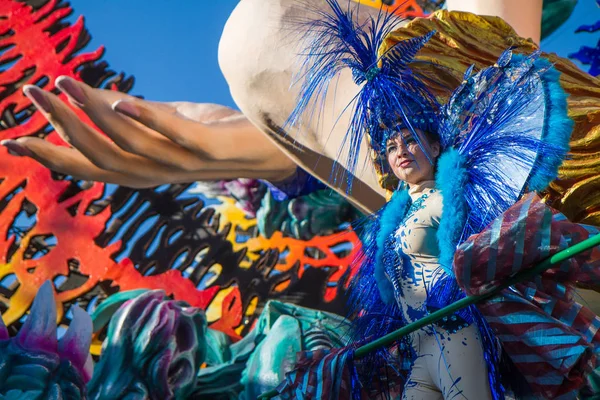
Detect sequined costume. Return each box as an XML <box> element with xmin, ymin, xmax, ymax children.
<box><xmin>386</xmin><ymin>182</ymin><xmax>442</xmax><ymax>326</ymax></box>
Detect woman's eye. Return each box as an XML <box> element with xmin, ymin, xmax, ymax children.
<box><xmin>386</xmin><ymin>146</ymin><xmax>397</xmax><ymax>154</ymax></box>
<box><xmin>405</xmin><ymin>137</ymin><xmax>416</xmax><ymax>144</ymax></box>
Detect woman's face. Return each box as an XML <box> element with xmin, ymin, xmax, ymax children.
<box><xmin>385</xmin><ymin>129</ymin><xmax>440</xmax><ymax>186</ymax></box>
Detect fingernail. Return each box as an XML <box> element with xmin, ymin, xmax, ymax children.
<box><xmin>23</xmin><ymin>85</ymin><xmax>52</xmax><ymax>113</ymax></box>
<box><xmin>56</xmin><ymin>76</ymin><xmax>86</xmax><ymax>106</ymax></box>
<box><xmin>112</xmin><ymin>100</ymin><xmax>140</xmax><ymax>118</ymax></box>
<box><xmin>1</xmin><ymin>140</ymin><xmax>33</xmax><ymax>157</ymax></box>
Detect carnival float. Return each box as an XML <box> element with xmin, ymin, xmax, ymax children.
<box><xmin>1</xmin><ymin>0</ymin><xmax>600</xmax><ymax>399</ymax></box>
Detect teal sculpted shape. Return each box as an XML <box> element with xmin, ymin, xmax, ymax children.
<box><xmin>0</xmin><ymin>282</ymin><xmax>92</xmax><ymax>400</ymax></box>
<box><xmin>87</xmin><ymin>291</ymin><xmax>206</xmax><ymax>400</ymax></box>
<box><xmin>193</xmin><ymin>300</ymin><xmax>350</xmax><ymax>399</ymax></box>
<box><xmin>257</xmin><ymin>189</ymin><xmax>361</xmax><ymax>240</ymax></box>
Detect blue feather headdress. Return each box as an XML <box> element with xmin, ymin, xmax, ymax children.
<box><xmin>287</xmin><ymin>0</ymin><xmax>441</xmax><ymax>192</ymax></box>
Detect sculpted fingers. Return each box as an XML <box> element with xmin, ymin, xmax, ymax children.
<box><xmin>3</xmin><ymin>134</ymin><xmax>259</xmax><ymax>185</ymax></box>
<box><xmin>87</xmin><ymin>86</ymin><xmax>149</xmax><ymax>107</ymax></box>
<box><xmin>21</xmin><ymin>84</ymin><xmax>200</xmax><ymax>182</ymax></box>
<box><xmin>1</xmin><ymin>138</ymin><xmax>159</xmax><ymax>188</ymax></box>
<box><xmin>112</xmin><ymin>98</ymin><xmax>291</xmax><ymax>168</ymax></box>
<box><xmin>23</xmin><ymin>84</ymin><xmax>132</xmax><ymax>173</ymax></box>
<box><xmin>54</xmin><ymin>76</ymin><xmax>226</xmax><ymax>171</ymax></box>
<box><xmin>55</xmin><ymin>77</ymin><xmax>171</xmax><ymax>155</ymax></box>
<box><xmin>80</xmin><ymin>86</ymin><xmax>179</xmax><ymax>115</ymax></box>
<box><xmin>19</xmin><ymin>78</ymin><xmax>296</xmax><ymax>184</ymax></box>
<box><xmin>111</xmin><ymin>98</ymin><xmax>217</xmax><ymax>157</ymax></box>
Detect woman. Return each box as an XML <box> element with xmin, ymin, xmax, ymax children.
<box><xmin>380</xmin><ymin>129</ymin><xmax>493</xmax><ymax>399</ymax></box>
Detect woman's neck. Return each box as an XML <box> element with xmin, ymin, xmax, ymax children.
<box><xmin>408</xmin><ymin>180</ymin><xmax>436</xmax><ymax>199</ymax></box>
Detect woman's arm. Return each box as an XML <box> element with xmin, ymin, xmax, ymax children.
<box><xmin>446</xmin><ymin>0</ymin><xmax>543</xmax><ymax>43</ymax></box>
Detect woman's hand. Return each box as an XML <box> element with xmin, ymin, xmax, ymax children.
<box><xmin>3</xmin><ymin>76</ymin><xmax>296</xmax><ymax>188</ymax></box>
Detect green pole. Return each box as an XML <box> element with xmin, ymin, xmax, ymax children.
<box><xmin>258</xmin><ymin>233</ymin><xmax>600</xmax><ymax>399</ymax></box>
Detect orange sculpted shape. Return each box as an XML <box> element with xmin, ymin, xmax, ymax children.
<box><xmin>352</xmin><ymin>0</ymin><xmax>427</xmax><ymax>18</ymax></box>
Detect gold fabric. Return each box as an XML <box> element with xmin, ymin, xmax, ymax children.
<box><xmin>378</xmin><ymin>11</ymin><xmax>600</xmax><ymax>225</ymax></box>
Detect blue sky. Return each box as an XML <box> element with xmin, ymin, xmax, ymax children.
<box><xmin>68</xmin><ymin>1</ymin><xmax>598</xmax><ymax>108</ymax></box>
<box><xmin>69</xmin><ymin>1</ymin><xmax>239</xmax><ymax>107</ymax></box>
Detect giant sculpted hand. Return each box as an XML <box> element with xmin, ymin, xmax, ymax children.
<box><xmin>3</xmin><ymin>77</ymin><xmax>296</xmax><ymax>188</ymax></box>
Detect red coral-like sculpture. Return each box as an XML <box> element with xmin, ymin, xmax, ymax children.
<box><xmin>0</xmin><ymin>0</ymin><xmax>219</xmax><ymax>328</ymax></box>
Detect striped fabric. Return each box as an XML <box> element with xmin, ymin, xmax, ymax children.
<box><xmin>454</xmin><ymin>193</ymin><xmax>600</xmax><ymax>399</ymax></box>
<box><xmin>275</xmin><ymin>347</ymin><xmax>406</xmax><ymax>399</ymax></box>
<box><xmin>275</xmin><ymin>348</ymin><xmax>356</xmax><ymax>399</ymax></box>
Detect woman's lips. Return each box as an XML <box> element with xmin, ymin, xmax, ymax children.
<box><xmin>399</xmin><ymin>160</ymin><xmax>413</xmax><ymax>168</ymax></box>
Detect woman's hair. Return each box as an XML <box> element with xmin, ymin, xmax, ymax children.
<box><xmin>423</xmin><ymin>129</ymin><xmax>441</xmax><ymax>145</ymax></box>
<box><xmin>375</xmin><ymin>113</ymin><xmax>442</xmax><ymax>191</ymax></box>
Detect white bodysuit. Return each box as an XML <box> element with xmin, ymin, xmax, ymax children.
<box><xmin>390</xmin><ymin>181</ymin><xmax>493</xmax><ymax>400</ymax></box>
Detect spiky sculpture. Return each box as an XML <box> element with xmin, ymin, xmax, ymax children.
<box><xmin>0</xmin><ymin>281</ymin><xmax>92</xmax><ymax>399</ymax></box>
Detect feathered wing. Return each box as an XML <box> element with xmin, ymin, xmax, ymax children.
<box><xmin>436</xmin><ymin>49</ymin><xmax>573</xmax><ymax>269</ymax></box>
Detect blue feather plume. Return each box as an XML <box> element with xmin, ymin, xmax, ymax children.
<box><xmin>287</xmin><ymin>0</ymin><xmax>440</xmax><ymax>192</ymax></box>
<box><xmin>523</xmin><ymin>56</ymin><xmax>573</xmax><ymax>191</ymax></box>
<box><xmin>345</xmin><ymin>211</ymin><xmax>410</xmax><ymax>394</ymax></box>
<box><xmin>435</xmin><ymin>148</ymin><xmax>469</xmax><ymax>273</ymax></box>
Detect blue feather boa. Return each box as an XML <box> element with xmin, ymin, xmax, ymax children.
<box><xmin>524</xmin><ymin>56</ymin><xmax>574</xmax><ymax>191</ymax></box>
<box><xmin>435</xmin><ymin>149</ymin><xmax>468</xmax><ymax>275</ymax></box>
<box><xmin>373</xmin><ymin>188</ymin><xmax>411</xmax><ymax>305</ymax></box>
